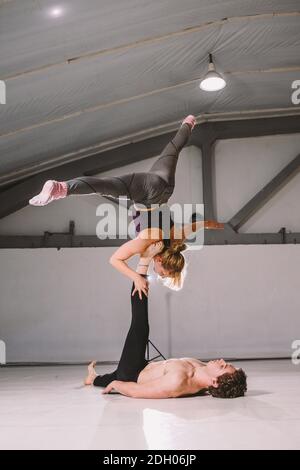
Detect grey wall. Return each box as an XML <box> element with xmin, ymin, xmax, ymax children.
<box><xmin>0</xmin><ymin>134</ymin><xmax>300</xmax><ymax>362</ymax></box>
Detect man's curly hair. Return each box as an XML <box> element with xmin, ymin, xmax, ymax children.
<box><xmin>208</xmin><ymin>368</ymin><xmax>247</xmax><ymax>399</ymax></box>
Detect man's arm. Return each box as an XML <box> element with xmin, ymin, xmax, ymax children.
<box><xmin>102</xmin><ymin>374</ymin><xmax>184</xmax><ymax>399</ymax></box>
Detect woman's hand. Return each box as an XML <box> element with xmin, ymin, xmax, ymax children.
<box><xmin>132</xmin><ymin>274</ymin><xmax>149</xmax><ymax>300</ymax></box>
<box><xmin>141</xmin><ymin>241</ymin><xmax>164</xmax><ymax>259</ymax></box>
<box><xmin>204</xmin><ymin>220</ymin><xmax>224</xmax><ymax>230</ymax></box>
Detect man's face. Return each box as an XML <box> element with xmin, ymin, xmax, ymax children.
<box><xmin>206</xmin><ymin>359</ymin><xmax>236</xmax><ymax>378</ymax></box>
<box><xmin>153</xmin><ymin>256</ymin><xmax>171</xmax><ymax>279</ymax></box>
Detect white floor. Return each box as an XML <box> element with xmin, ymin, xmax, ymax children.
<box><xmin>0</xmin><ymin>359</ymin><xmax>299</xmax><ymax>450</ymax></box>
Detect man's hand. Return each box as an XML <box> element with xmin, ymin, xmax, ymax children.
<box><xmin>141</xmin><ymin>241</ymin><xmax>164</xmax><ymax>259</ymax></box>
<box><xmin>204</xmin><ymin>220</ymin><xmax>224</xmax><ymax>230</ymax></box>
<box><xmin>132</xmin><ymin>273</ymin><xmax>149</xmax><ymax>299</ymax></box>
<box><xmin>102</xmin><ymin>381</ymin><xmax>118</xmax><ymax>394</ymax></box>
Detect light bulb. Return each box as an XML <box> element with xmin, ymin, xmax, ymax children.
<box><xmin>199</xmin><ymin>74</ymin><xmax>226</xmax><ymax>92</ymax></box>
<box><xmin>199</xmin><ymin>55</ymin><xmax>226</xmax><ymax>92</ymax></box>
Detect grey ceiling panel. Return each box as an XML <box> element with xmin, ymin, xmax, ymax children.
<box><xmin>1</xmin><ymin>0</ymin><xmax>299</xmax><ymax>77</ymax></box>
<box><xmin>0</xmin><ymin>0</ymin><xmax>300</xmax><ymax>189</ymax></box>
<box><xmin>1</xmin><ymin>14</ymin><xmax>300</xmax><ymax>137</ymax></box>
<box><xmin>0</xmin><ymin>71</ymin><xmax>299</xmax><ymax>179</ymax></box>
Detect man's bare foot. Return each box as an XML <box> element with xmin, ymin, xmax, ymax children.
<box><xmin>84</xmin><ymin>360</ymin><xmax>98</xmax><ymax>386</ymax></box>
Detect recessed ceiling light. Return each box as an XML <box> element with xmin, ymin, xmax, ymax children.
<box><xmin>49</xmin><ymin>7</ymin><xmax>64</xmax><ymax>18</ymax></box>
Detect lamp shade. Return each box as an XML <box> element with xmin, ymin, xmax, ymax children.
<box><xmin>199</xmin><ymin>56</ymin><xmax>226</xmax><ymax>92</ymax></box>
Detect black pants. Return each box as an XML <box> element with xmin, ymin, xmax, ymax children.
<box><xmin>66</xmin><ymin>123</ymin><xmax>191</xmax><ymax>207</ymax></box>
<box><xmin>93</xmin><ymin>276</ymin><xmax>150</xmax><ymax>387</ymax></box>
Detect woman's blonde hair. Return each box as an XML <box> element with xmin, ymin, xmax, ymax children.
<box><xmin>158</xmin><ymin>241</ymin><xmax>187</xmax><ymax>290</ymax></box>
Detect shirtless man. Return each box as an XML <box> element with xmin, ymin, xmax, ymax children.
<box><xmin>84</xmin><ymin>244</ymin><xmax>247</xmax><ymax>399</ymax></box>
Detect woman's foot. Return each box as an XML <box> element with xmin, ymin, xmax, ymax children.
<box><xmin>29</xmin><ymin>180</ymin><xmax>68</xmax><ymax>206</ymax></box>
<box><xmin>84</xmin><ymin>361</ymin><xmax>98</xmax><ymax>386</ymax></box>
<box><xmin>182</xmin><ymin>115</ymin><xmax>196</xmax><ymax>130</ymax></box>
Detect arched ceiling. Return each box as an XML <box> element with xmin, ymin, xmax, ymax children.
<box><xmin>0</xmin><ymin>0</ymin><xmax>300</xmax><ymax>189</ymax></box>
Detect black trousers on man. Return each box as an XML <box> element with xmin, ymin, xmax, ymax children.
<box><xmin>93</xmin><ymin>276</ymin><xmax>150</xmax><ymax>387</ymax></box>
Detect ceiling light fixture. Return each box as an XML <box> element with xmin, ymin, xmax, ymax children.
<box><xmin>199</xmin><ymin>54</ymin><xmax>226</xmax><ymax>92</ymax></box>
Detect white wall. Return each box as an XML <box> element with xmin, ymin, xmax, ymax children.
<box><xmin>215</xmin><ymin>133</ymin><xmax>300</xmax><ymax>232</ymax></box>
<box><xmin>0</xmin><ymin>245</ymin><xmax>299</xmax><ymax>362</ymax></box>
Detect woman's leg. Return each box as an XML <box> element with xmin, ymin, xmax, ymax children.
<box><xmin>71</xmin><ymin>120</ymin><xmax>194</xmax><ymax>202</ymax></box>
<box><xmin>148</xmin><ymin>121</ymin><xmax>192</xmax><ymax>187</ymax></box>
<box><xmin>70</xmin><ymin>122</ymin><xmax>193</xmax><ymax>202</ymax></box>
<box><xmin>29</xmin><ymin>116</ymin><xmax>194</xmax><ymax>207</ymax></box>
<box><xmin>65</xmin><ymin>175</ymin><xmax>131</xmax><ymax>198</ymax></box>
<box><xmin>131</xmin><ymin>117</ymin><xmax>194</xmax><ymax>205</ymax></box>
<box><xmin>29</xmin><ymin>175</ymin><xmax>132</xmax><ymax>206</ymax></box>
<box><xmin>124</xmin><ymin>119</ymin><xmax>194</xmax><ymax>206</ymax></box>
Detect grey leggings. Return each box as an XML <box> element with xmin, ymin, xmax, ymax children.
<box><xmin>65</xmin><ymin>123</ymin><xmax>191</xmax><ymax>207</ymax></box>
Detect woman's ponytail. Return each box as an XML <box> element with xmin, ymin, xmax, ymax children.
<box><xmin>170</xmin><ymin>241</ymin><xmax>187</xmax><ymax>254</ymax></box>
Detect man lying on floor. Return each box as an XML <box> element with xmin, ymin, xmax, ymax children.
<box><xmin>84</xmin><ymin>247</ymin><xmax>247</xmax><ymax>399</ymax></box>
